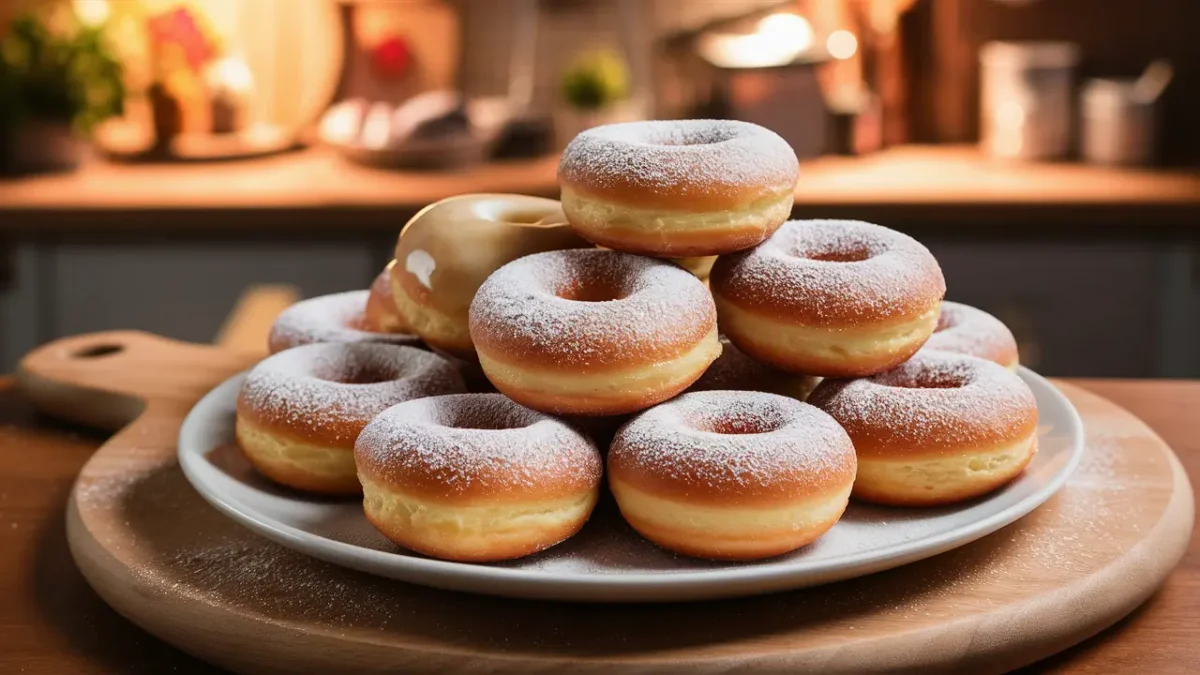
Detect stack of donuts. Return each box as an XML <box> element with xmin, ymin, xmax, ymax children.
<box><xmin>236</xmin><ymin>119</ymin><xmax>1036</xmax><ymax>563</ymax></box>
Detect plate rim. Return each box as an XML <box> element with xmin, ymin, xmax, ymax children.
<box><xmin>177</xmin><ymin>367</ymin><xmax>1084</xmax><ymax>600</ymax></box>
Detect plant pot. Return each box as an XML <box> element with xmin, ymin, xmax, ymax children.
<box><xmin>553</xmin><ymin>99</ymin><xmax>644</xmax><ymax>148</ymax></box>
<box><xmin>1</xmin><ymin>120</ymin><xmax>89</xmax><ymax>175</ymax></box>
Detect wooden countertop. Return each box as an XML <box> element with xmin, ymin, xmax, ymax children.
<box><xmin>0</xmin><ymin>376</ymin><xmax>1196</xmax><ymax>674</ymax></box>
<box><xmin>1</xmin><ymin>146</ymin><xmax>1198</xmax><ymax>233</ymax></box>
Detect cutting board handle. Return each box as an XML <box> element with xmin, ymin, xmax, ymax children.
<box><xmin>18</xmin><ymin>330</ymin><xmax>257</xmax><ymax>431</ymax></box>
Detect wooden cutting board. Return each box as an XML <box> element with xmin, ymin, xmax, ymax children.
<box><xmin>17</xmin><ymin>331</ymin><xmax>1195</xmax><ymax>675</ymax></box>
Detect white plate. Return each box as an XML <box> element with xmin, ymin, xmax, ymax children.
<box><xmin>178</xmin><ymin>368</ymin><xmax>1083</xmax><ymax>602</ymax></box>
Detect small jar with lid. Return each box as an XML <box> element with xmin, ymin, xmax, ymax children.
<box><xmin>1080</xmin><ymin>78</ymin><xmax>1157</xmax><ymax>166</ymax></box>
<box><xmin>980</xmin><ymin>41</ymin><xmax>1080</xmax><ymax>160</ymax></box>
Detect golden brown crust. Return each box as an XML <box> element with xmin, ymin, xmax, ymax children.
<box><xmin>610</xmin><ymin>483</ymin><xmax>848</xmax><ymax>560</ymax></box>
<box><xmin>709</xmin><ymin>219</ymin><xmax>946</xmax><ymax>329</ymax></box>
<box><xmin>851</xmin><ymin>442</ymin><xmax>1037</xmax><ymax>507</ymax></box>
<box><xmin>565</xmin><ymin>201</ymin><xmax>787</xmax><ymax>258</ymax></box>
<box><xmin>362</xmin><ymin>261</ymin><xmax>408</xmax><ymax>333</ymax></box>
<box><xmin>236</xmin><ymin>343</ymin><xmax>466</xmax><ymax>449</ymax></box>
<box><xmin>469</xmin><ymin>249</ymin><xmax>717</xmax><ymax>370</ymax></box>
<box><xmin>234</xmin><ymin>417</ymin><xmax>361</xmax><ymax>494</ymax></box>
<box><xmin>558</xmin><ymin>120</ymin><xmax>798</xmax><ymax>212</ymax></box>
<box><xmin>607</xmin><ymin>391</ymin><xmax>857</xmax><ymax>506</ymax></box>
<box><xmin>807</xmin><ymin>351</ymin><xmax>1039</xmax><ymax>461</ymax></box>
<box><xmin>353</xmin><ymin>394</ymin><xmax>603</xmax><ymax>504</ymax></box>
<box><xmin>361</xmin><ymin>499</ymin><xmax>593</xmax><ymax>562</ymax></box>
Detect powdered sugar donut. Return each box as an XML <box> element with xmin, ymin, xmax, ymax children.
<box><xmin>268</xmin><ymin>291</ymin><xmax>420</xmax><ymax>354</ymax></box>
<box><xmin>711</xmin><ymin>219</ymin><xmax>946</xmax><ymax>377</ymax></box>
<box><xmin>236</xmin><ymin>343</ymin><xmax>465</xmax><ymax>494</ymax></box>
<box><xmin>469</xmin><ymin>249</ymin><xmax>721</xmax><ymax>416</ymax></box>
<box><xmin>559</xmin><ymin>120</ymin><xmax>798</xmax><ymax>257</ymax></box>
<box><xmin>808</xmin><ymin>351</ymin><xmax>1038</xmax><ymax>506</ymax></box>
<box><xmin>362</xmin><ymin>261</ymin><xmax>409</xmax><ymax>334</ymax></box>
<box><xmin>354</xmin><ymin>393</ymin><xmax>603</xmax><ymax>561</ymax></box>
<box><xmin>923</xmin><ymin>301</ymin><xmax>1019</xmax><ymax>369</ymax></box>
<box><xmin>608</xmin><ymin>390</ymin><xmax>856</xmax><ymax>560</ymax></box>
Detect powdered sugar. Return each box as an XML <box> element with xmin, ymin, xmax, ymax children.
<box><xmin>268</xmin><ymin>291</ymin><xmax>419</xmax><ymax>354</ymax></box>
<box><xmin>610</xmin><ymin>390</ymin><xmax>855</xmax><ymax>496</ymax></box>
<box><xmin>469</xmin><ymin>249</ymin><xmax>715</xmax><ymax>366</ymax></box>
<box><xmin>355</xmin><ymin>393</ymin><xmax>602</xmax><ymax>495</ymax></box>
<box><xmin>238</xmin><ymin>342</ymin><xmax>466</xmax><ymax>443</ymax></box>
<box><xmin>559</xmin><ymin>119</ymin><xmax>798</xmax><ymax>197</ymax></box>
<box><xmin>923</xmin><ymin>301</ymin><xmax>1019</xmax><ymax>365</ymax></box>
<box><xmin>713</xmin><ymin>219</ymin><xmax>945</xmax><ymax>321</ymax></box>
<box><xmin>808</xmin><ymin>351</ymin><xmax>1037</xmax><ymax>447</ymax></box>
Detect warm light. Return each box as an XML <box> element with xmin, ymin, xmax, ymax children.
<box><xmin>699</xmin><ymin>13</ymin><xmax>814</xmax><ymax>69</ymax></box>
<box><xmin>826</xmin><ymin>30</ymin><xmax>858</xmax><ymax>60</ymax></box>
<box><xmin>207</xmin><ymin>57</ymin><xmax>255</xmax><ymax>95</ymax></box>
<box><xmin>73</xmin><ymin>0</ymin><xmax>110</xmax><ymax>27</ymax></box>
<box><xmin>757</xmin><ymin>13</ymin><xmax>814</xmax><ymax>49</ymax></box>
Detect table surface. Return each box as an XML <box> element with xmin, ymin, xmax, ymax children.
<box><xmin>2</xmin><ymin>145</ymin><xmax>1198</xmax><ymax>232</ymax></box>
<box><xmin>0</xmin><ymin>377</ymin><xmax>1197</xmax><ymax>674</ymax></box>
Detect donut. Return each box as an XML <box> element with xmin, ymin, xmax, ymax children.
<box><xmin>268</xmin><ymin>291</ymin><xmax>420</xmax><ymax>354</ymax></box>
<box><xmin>688</xmin><ymin>336</ymin><xmax>821</xmax><ymax>401</ymax></box>
<box><xmin>236</xmin><ymin>343</ymin><xmax>466</xmax><ymax>494</ymax></box>
<box><xmin>469</xmin><ymin>249</ymin><xmax>721</xmax><ymax>416</ymax></box>
<box><xmin>711</xmin><ymin>219</ymin><xmax>946</xmax><ymax>377</ymax></box>
<box><xmin>608</xmin><ymin>390</ymin><xmax>856</xmax><ymax>560</ymax></box>
<box><xmin>807</xmin><ymin>351</ymin><xmax>1038</xmax><ymax>506</ymax></box>
<box><xmin>559</xmin><ymin>120</ymin><xmax>799</xmax><ymax>257</ymax></box>
<box><xmin>354</xmin><ymin>393</ymin><xmax>603</xmax><ymax>561</ymax></box>
<box><xmin>362</xmin><ymin>261</ymin><xmax>409</xmax><ymax>334</ymax></box>
<box><xmin>923</xmin><ymin>301</ymin><xmax>1019</xmax><ymax>369</ymax></box>
<box><xmin>673</xmin><ymin>255</ymin><xmax>717</xmax><ymax>280</ymax></box>
<box><xmin>391</xmin><ymin>193</ymin><xmax>591</xmax><ymax>360</ymax></box>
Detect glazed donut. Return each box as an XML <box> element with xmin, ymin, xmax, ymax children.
<box><xmin>268</xmin><ymin>291</ymin><xmax>419</xmax><ymax>354</ymax></box>
<box><xmin>807</xmin><ymin>351</ymin><xmax>1038</xmax><ymax>506</ymax></box>
<box><xmin>711</xmin><ymin>219</ymin><xmax>946</xmax><ymax>377</ymax></box>
<box><xmin>923</xmin><ymin>301</ymin><xmax>1019</xmax><ymax>369</ymax></box>
<box><xmin>362</xmin><ymin>261</ymin><xmax>409</xmax><ymax>334</ymax></box>
<box><xmin>469</xmin><ymin>249</ymin><xmax>721</xmax><ymax>416</ymax></box>
<box><xmin>688</xmin><ymin>336</ymin><xmax>821</xmax><ymax>401</ymax></box>
<box><xmin>354</xmin><ymin>393</ymin><xmax>603</xmax><ymax>561</ymax></box>
<box><xmin>559</xmin><ymin>120</ymin><xmax>799</xmax><ymax>257</ymax></box>
<box><xmin>608</xmin><ymin>390</ymin><xmax>856</xmax><ymax>560</ymax></box>
<box><xmin>391</xmin><ymin>193</ymin><xmax>591</xmax><ymax>360</ymax></box>
<box><xmin>236</xmin><ymin>343</ymin><xmax>465</xmax><ymax>494</ymax></box>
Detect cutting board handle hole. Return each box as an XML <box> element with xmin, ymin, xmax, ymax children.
<box><xmin>73</xmin><ymin>343</ymin><xmax>125</xmax><ymax>359</ymax></box>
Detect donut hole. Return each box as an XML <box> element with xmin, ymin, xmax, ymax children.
<box><xmin>880</xmin><ymin>372</ymin><xmax>969</xmax><ymax>390</ymax></box>
<box><xmin>439</xmin><ymin>408</ymin><xmax>537</xmax><ymax>431</ymax></box>
<box><xmin>474</xmin><ymin>199</ymin><xmax>560</xmax><ymax>227</ymax></box>
<box><xmin>803</xmin><ymin>246</ymin><xmax>873</xmax><ymax>263</ymax></box>
<box><xmin>556</xmin><ymin>278</ymin><xmax>627</xmax><ymax>303</ymax></box>
<box><xmin>318</xmin><ymin>366</ymin><xmax>396</xmax><ymax>385</ymax></box>
<box><xmin>647</xmin><ymin>125</ymin><xmax>739</xmax><ymax>147</ymax></box>
<box><xmin>696</xmin><ymin>412</ymin><xmax>785</xmax><ymax>435</ymax></box>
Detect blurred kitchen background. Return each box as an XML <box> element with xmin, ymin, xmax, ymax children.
<box><xmin>0</xmin><ymin>0</ymin><xmax>1197</xmax><ymax>376</ymax></box>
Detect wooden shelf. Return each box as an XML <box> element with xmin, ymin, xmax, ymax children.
<box><xmin>1</xmin><ymin>145</ymin><xmax>1197</xmax><ymax>233</ymax></box>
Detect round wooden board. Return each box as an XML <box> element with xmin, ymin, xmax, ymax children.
<box><xmin>18</xmin><ymin>331</ymin><xmax>1195</xmax><ymax>675</ymax></box>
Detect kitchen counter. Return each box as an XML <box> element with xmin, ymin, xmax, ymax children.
<box><xmin>1</xmin><ymin>145</ymin><xmax>1198</xmax><ymax>233</ymax></box>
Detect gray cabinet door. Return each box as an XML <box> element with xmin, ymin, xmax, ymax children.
<box><xmin>927</xmin><ymin>240</ymin><xmax>1159</xmax><ymax>377</ymax></box>
<box><xmin>47</xmin><ymin>241</ymin><xmax>380</xmax><ymax>345</ymax></box>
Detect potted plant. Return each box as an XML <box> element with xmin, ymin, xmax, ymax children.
<box><xmin>554</xmin><ymin>48</ymin><xmax>639</xmax><ymax>147</ymax></box>
<box><xmin>0</xmin><ymin>8</ymin><xmax>124</xmax><ymax>174</ymax></box>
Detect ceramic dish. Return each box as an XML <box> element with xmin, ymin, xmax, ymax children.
<box><xmin>178</xmin><ymin>368</ymin><xmax>1083</xmax><ymax>602</ymax></box>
